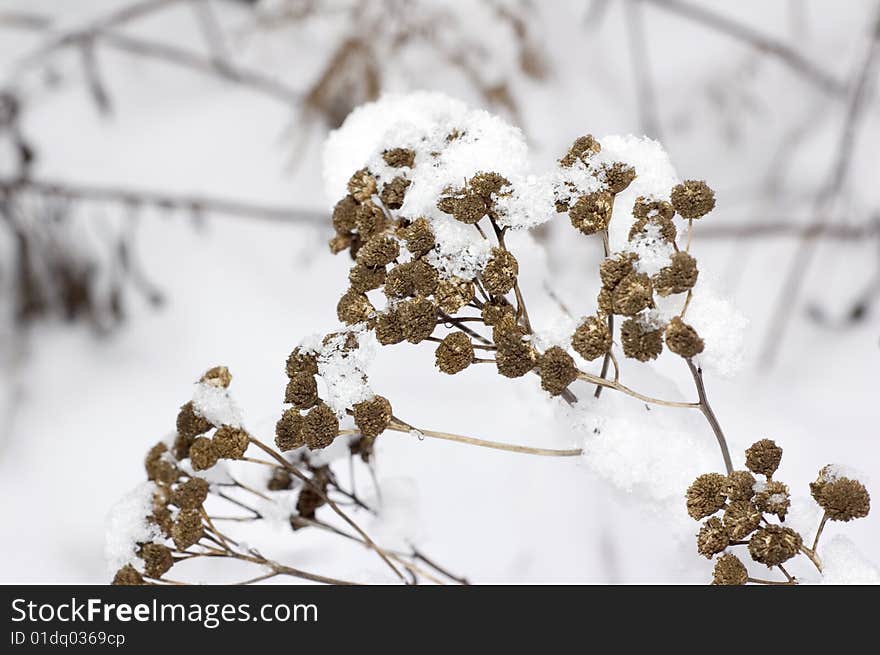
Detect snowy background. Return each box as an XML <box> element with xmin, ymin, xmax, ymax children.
<box><xmin>0</xmin><ymin>0</ymin><xmax>878</xmax><ymax>584</ymax></box>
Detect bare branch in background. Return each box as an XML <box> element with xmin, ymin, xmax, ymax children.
<box><xmin>696</xmin><ymin>218</ymin><xmax>880</xmax><ymax>240</ymax></box>
<box><xmin>625</xmin><ymin>0</ymin><xmax>662</xmax><ymax>139</ymax></box>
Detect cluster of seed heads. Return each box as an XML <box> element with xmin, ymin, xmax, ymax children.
<box><xmin>685</xmin><ymin>439</ymin><xmax>870</xmax><ymax>585</ymax></box>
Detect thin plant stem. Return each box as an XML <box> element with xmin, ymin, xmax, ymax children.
<box><xmin>686</xmin><ymin>358</ymin><xmax>734</xmax><ymax>474</ymax></box>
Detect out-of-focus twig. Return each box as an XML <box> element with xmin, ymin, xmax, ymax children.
<box><xmin>696</xmin><ymin>217</ymin><xmax>880</xmax><ymax>240</ymax></box>
<box><xmin>625</xmin><ymin>0</ymin><xmax>662</xmax><ymax>139</ymax></box>
<box><xmin>641</xmin><ymin>0</ymin><xmax>845</xmax><ymax>95</ymax></box>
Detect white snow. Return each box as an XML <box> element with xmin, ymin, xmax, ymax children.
<box><xmin>686</xmin><ymin>282</ymin><xmax>748</xmax><ymax>378</ymax></box>
<box><xmin>191</xmin><ymin>381</ymin><xmax>243</xmax><ymax>428</ymax></box>
<box><xmin>816</xmin><ymin>536</ymin><xmax>880</xmax><ymax>584</ymax></box>
<box><xmin>304</xmin><ymin>325</ymin><xmax>378</xmax><ymax>417</ymax></box>
<box><xmin>104</xmin><ymin>481</ymin><xmax>162</xmax><ymax>573</ymax></box>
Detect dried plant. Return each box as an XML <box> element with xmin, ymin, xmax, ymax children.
<box><xmin>107</xmin><ymin>91</ymin><xmax>874</xmax><ymax>584</ymax></box>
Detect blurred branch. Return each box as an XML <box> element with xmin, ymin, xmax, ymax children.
<box><xmin>0</xmin><ymin>177</ymin><xmax>325</xmax><ymax>225</ymax></box>
<box><xmin>0</xmin><ymin>10</ymin><xmax>52</xmax><ymax>31</ymax></box>
<box><xmin>641</xmin><ymin>0</ymin><xmax>845</xmax><ymax>95</ymax></box>
<box><xmin>696</xmin><ymin>218</ymin><xmax>880</xmax><ymax>240</ymax></box>
<box><xmin>625</xmin><ymin>0</ymin><xmax>662</xmax><ymax>139</ymax></box>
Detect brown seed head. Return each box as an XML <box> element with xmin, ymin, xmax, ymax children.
<box><xmin>213</xmin><ymin>426</ymin><xmax>249</xmax><ymax>460</ymax></box>
<box><xmin>686</xmin><ymin>472</ymin><xmax>728</xmax><ymax>520</ymax></box>
<box><xmin>712</xmin><ymin>553</ymin><xmax>748</xmax><ymax>586</ymax></box>
<box><xmin>599</xmin><ymin>253</ymin><xmax>638</xmax><ymax>290</ymax></box>
<box><xmin>337</xmin><ymin>288</ymin><xmax>375</xmax><ymax>325</ymax></box>
<box><xmin>481</xmin><ymin>296</ymin><xmax>515</xmax><ymax>326</ymax></box>
<box><xmin>597</xmin><ymin>288</ymin><xmax>613</xmax><ymax>315</ymax></box>
<box><xmin>723</xmin><ymin>500</ymin><xmax>762</xmax><ymax>540</ymax></box>
<box><xmin>665</xmin><ymin>317</ymin><xmax>705</xmax><ymax>358</ymax></box>
<box><xmin>200</xmin><ymin>366</ymin><xmax>232</xmax><ymax>388</ymax></box>
<box><xmin>600</xmin><ymin>161</ymin><xmax>636</xmax><ymax>194</ymax></box>
<box><xmin>435</xmin><ymin>332</ymin><xmax>475</xmax><ymax>374</ymax></box>
<box><xmin>353</xmin><ymin>395</ymin><xmax>393</xmax><ymax>439</ymax></box>
<box><xmin>612</xmin><ymin>273</ymin><xmax>654</xmax><ymax>316</ymax></box>
<box><xmin>435</xmin><ymin>277</ymin><xmax>475</xmax><ymax>313</ymax></box>
<box><xmin>171</xmin><ymin>508</ymin><xmax>204</xmax><ymax>550</ymax></box>
<box><xmin>402</xmin><ymin>217</ymin><xmax>435</xmax><ymax>257</ymax></box>
<box><xmin>810</xmin><ymin>467</ymin><xmax>871</xmax><ymax>522</ymax></box>
<box><xmin>382</xmin><ymin>148</ymin><xmax>415</xmax><ymax>168</ymax></box>
<box><xmin>697</xmin><ymin>517</ymin><xmax>730</xmax><ymax>558</ymax></box>
<box><xmin>356</xmin><ymin>234</ymin><xmax>400</xmax><ymax>268</ymax></box>
<box><xmin>332</xmin><ymin>195</ymin><xmax>359</xmax><ymax>234</ymax></box>
<box><xmin>671</xmin><ymin>180</ymin><xmax>715</xmax><ymax>219</ymax></box>
<box><xmin>380</xmin><ymin>176</ymin><xmax>411</xmax><ymax>210</ymax></box>
<box><xmin>267</xmin><ymin>468</ymin><xmax>293</xmax><ymax>491</ymax></box>
<box><xmin>745</xmin><ymin>439</ymin><xmax>783</xmax><ymax>477</ymax></box>
<box><xmin>349</xmin><ymin>263</ymin><xmax>386</xmax><ymax>293</ymax></box>
<box><xmin>449</xmin><ymin>193</ymin><xmax>488</xmax><ymax>224</ymax></box>
<box><xmin>495</xmin><ymin>335</ymin><xmax>536</xmax><ymax>378</ymax></box>
<box><xmin>171</xmin><ymin>477</ymin><xmax>209</xmax><ymax>510</ymax></box>
<box><xmin>482</xmin><ymin>248</ymin><xmax>519</xmax><ymax>295</ymax></box>
<box><xmin>632</xmin><ymin>197</ymin><xmax>674</xmax><ymax>221</ymax></box>
<box><xmin>653</xmin><ymin>252</ymin><xmax>699</xmax><ymax>296</ymax></box>
<box><xmin>347</xmin><ymin>168</ymin><xmax>376</xmax><ymax>202</ymax></box>
<box><xmin>145</xmin><ymin>442</ymin><xmax>179</xmax><ymax>484</ymax></box>
<box><xmin>560</xmin><ymin>134</ymin><xmax>601</xmax><ymax>167</ymax></box>
<box><xmin>112</xmin><ymin>565</ymin><xmax>145</xmax><ymax>586</ymax></box>
<box><xmin>569</xmin><ymin>191</ymin><xmax>613</xmax><ymax>235</ymax></box>
<box><xmin>571</xmin><ymin>315</ymin><xmax>611</xmax><ymax>361</ymax></box>
<box><xmin>469</xmin><ymin>171</ymin><xmax>510</xmax><ymax>201</ymax></box>
<box><xmin>284</xmin><ymin>372</ymin><xmax>318</xmax><ymax>409</ymax></box>
<box><xmin>629</xmin><ymin>214</ymin><xmax>677</xmax><ymax>243</ymax></box>
<box><xmin>620</xmin><ymin>317</ymin><xmax>663</xmax><ymax>361</ymax></box>
<box><xmin>384</xmin><ymin>261</ymin><xmax>438</xmax><ymax>298</ymax></box>
<box><xmin>140</xmin><ymin>543</ymin><xmax>174</xmax><ymax>579</ymax></box>
<box><xmin>302</xmin><ymin>403</ymin><xmax>339</xmax><ymax>450</ymax></box>
<box><xmin>375</xmin><ymin>310</ymin><xmax>405</xmax><ymax>345</ymax></box>
<box><xmin>538</xmin><ymin>346</ymin><xmax>578</xmax><ymax>396</ymax></box>
<box><xmin>275</xmin><ymin>408</ymin><xmax>305</xmax><ymax>451</ymax></box>
<box><xmin>176</xmin><ymin>401</ymin><xmax>212</xmax><ymax>441</ymax></box>
<box><xmin>727</xmin><ymin>470</ymin><xmax>757</xmax><ymax>502</ymax></box>
<box><xmin>398</xmin><ymin>296</ymin><xmax>436</xmax><ymax>343</ymax></box>
<box><xmin>286</xmin><ymin>347</ymin><xmax>318</xmax><ymax>377</ymax></box>
<box><xmin>748</xmin><ymin>526</ymin><xmax>802</xmax><ymax>566</ymax></box>
<box><xmin>354</xmin><ymin>201</ymin><xmax>386</xmax><ymax>238</ymax></box>
<box><xmin>189</xmin><ymin>436</ymin><xmax>219</xmax><ymax>471</ymax></box>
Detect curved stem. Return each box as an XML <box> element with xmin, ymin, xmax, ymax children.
<box><xmin>576</xmin><ymin>370</ymin><xmax>700</xmax><ymax>409</ymax></box>
<box><xmin>686</xmin><ymin>358</ymin><xmax>734</xmax><ymax>474</ymax></box>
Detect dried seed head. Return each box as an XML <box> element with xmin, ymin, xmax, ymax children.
<box><xmin>569</xmin><ymin>191</ymin><xmax>613</xmax><ymax>235</ymax></box>
<box><xmin>112</xmin><ymin>565</ymin><xmax>145</xmax><ymax>586</ymax></box>
<box><xmin>150</xmin><ymin>505</ymin><xmax>174</xmax><ymax>538</ymax></box>
<box><xmin>748</xmin><ymin>526</ymin><xmax>802</xmax><ymax>566</ymax></box>
<box><xmin>697</xmin><ymin>517</ymin><xmax>730</xmax><ymax>558</ymax></box>
<box><xmin>349</xmin><ymin>264</ymin><xmax>386</xmax><ymax>293</ymax></box>
<box><xmin>302</xmin><ymin>402</ymin><xmax>339</xmax><ymax>450</ymax></box>
<box><xmin>398</xmin><ymin>296</ymin><xmax>437</xmax><ymax>344</ymax></box>
<box><xmin>275</xmin><ymin>408</ymin><xmax>305</xmax><ymax>451</ymax></box>
<box><xmin>495</xmin><ymin>333</ymin><xmax>536</xmax><ymax>378</ymax></box>
<box><xmin>754</xmin><ymin>480</ymin><xmax>791</xmax><ymax>521</ymax></box>
<box><xmin>140</xmin><ymin>543</ymin><xmax>174</xmax><ymax>579</ymax></box>
<box><xmin>665</xmin><ymin>317</ymin><xmax>705</xmax><ymax>358</ymax></box>
<box><xmin>171</xmin><ymin>477</ymin><xmax>209</xmax><ymax>510</ymax></box>
<box><xmin>612</xmin><ymin>273</ymin><xmax>654</xmax><ymax>316</ymax></box>
<box><xmin>600</xmin><ymin>161</ymin><xmax>636</xmax><ymax>194</ymax></box>
<box><xmin>402</xmin><ymin>217</ymin><xmax>435</xmax><ymax>257</ymax></box>
<box><xmin>356</xmin><ymin>234</ymin><xmax>400</xmax><ymax>268</ymax></box>
<box><xmin>620</xmin><ymin>317</ymin><xmax>663</xmax><ymax>361</ymax></box>
<box><xmin>810</xmin><ymin>467</ymin><xmax>871</xmax><ymax>522</ymax></box>
<box><xmin>382</xmin><ymin>147</ymin><xmax>415</xmax><ymax>168</ymax></box>
<box><xmin>354</xmin><ymin>201</ymin><xmax>386</xmax><ymax>238</ymax></box>
<box><xmin>571</xmin><ymin>315</ymin><xmax>611</xmax><ymax>361</ymax></box>
<box><xmin>189</xmin><ymin>436</ymin><xmax>219</xmax><ymax>471</ymax></box>
<box><xmin>482</xmin><ymin>248</ymin><xmax>519</xmax><ymax>295</ymax></box>
<box><xmin>538</xmin><ymin>346</ymin><xmax>578</xmax><ymax>396</ymax></box>
<box><xmin>445</xmin><ymin>193</ymin><xmax>488</xmax><ymax>225</ymax></box>
<box><xmin>353</xmin><ymin>395</ymin><xmax>393</xmax><ymax>439</ymax></box>
<box><xmin>284</xmin><ymin>372</ymin><xmax>318</xmax><ymax>410</ymax></box>
<box><xmin>171</xmin><ymin>508</ymin><xmax>204</xmax><ymax>550</ymax></box>
<box><xmin>296</xmin><ymin>484</ymin><xmax>327</xmax><ymax>520</ymax></box>
<box><xmin>435</xmin><ymin>332</ymin><xmax>474</xmax><ymax>374</ymax></box>
<box><xmin>332</xmin><ymin>195</ymin><xmax>359</xmax><ymax>234</ymax></box>
<box><xmin>384</xmin><ymin>261</ymin><xmax>438</xmax><ymax>298</ymax></box>
<box><xmin>597</xmin><ymin>288</ymin><xmax>613</xmax><ymax>315</ymax></box>
<box><xmin>653</xmin><ymin>251</ymin><xmax>699</xmax><ymax>296</ymax></box>
<box><xmin>745</xmin><ymin>439</ymin><xmax>783</xmax><ymax>477</ymax></box>
<box><xmin>686</xmin><ymin>472</ymin><xmax>728</xmax><ymax>520</ymax></box>
<box><xmin>712</xmin><ymin>553</ymin><xmax>748</xmax><ymax>586</ymax></box>
<box><xmin>481</xmin><ymin>297</ymin><xmax>515</xmax><ymax>326</ymax></box>
<box><xmin>145</xmin><ymin>442</ymin><xmax>179</xmax><ymax>484</ymax></box>
<box><xmin>629</xmin><ymin>214</ymin><xmax>677</xmax><ymax>243</ymax></box>
<box><xmin>329</xmin><ymin>233</ymin><xmax>352</xmax><ymax>255</ymax></box>
<box><xmin>176</xmin><ymin>401</ymin><xmax>212</xmax><ymax>440</ymax></box>
<box><xmin>671</xmin><ymin>180</ymin><xmax>715</xmax><ymax>219</ymax></box>
<box><xmin>632</xmin><ymin>197</ymin><xmax>674</xmax><ymax>221</ymax></box>
<box><xmin>723</xmin><ymin>501</ymin><xmax>762</xmax><ymax>540</ymax></box>
<box><xmin>560</xmin><ymin>134</ymin><xmax>601</xmax><ymax>167</ymax></box>
<box><xmin>267</xmin><ymin>468</ymin><xmax>293</xmax><ymax>491</ymax></box>
<box><xmin>727</xmin><ymin>470</ymin><xmax>757</xmax><ymax>502</ymax></box>
<box><xmin>380</xmin><ymin>176</ymin><xmax>411</xmax><ymax>210</ymax></box>
<box><xmin>213</xmin><ymin>426</ymin><xmax>249</xmax><ymax>460</ymax></box>
<box><xmin>599</xmin><ymin>253</ymin><xmax>638</xmax><ymax>290</ymax></box>
<box><xmin>435</xmin><ymin>277</ymin><xmax>475</xmax><ymax>313</ymax></box>
<box><xmin>347</xmin><ymin>167</ymin><xmax>376</xmax><ymax>202</ymax></box>
<box><xmin>200</xmin><ymin>366</ymin><xmax>232</xmax><ymax>388</ymax></box>
<box><xmin>172</xmin><ymin>432</ymin><xmax>195</xmax><ymax>461</ymax></box>
<box><xmin>375</xmin><ymin>310</ymin><xmax>405</xmax><ymax>345</ymax></box>
<box><xmin>337</xmin><ymin>288</ymin><xmax>375</xmax><ymax>325</ymax></box>
<box><xmin>469</xmin><ymin>171</ymin><xmax>510</xmax><ymax>200</ymax></box>
<box><xmin>286</xmin><ymin>347</ymin><xmax>318</xmax><ymax>378</ymax></box>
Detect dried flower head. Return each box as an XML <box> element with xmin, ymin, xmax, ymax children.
<box><xmin>296</xmin><ymin>484</ymin><xmax>326</xmax><ymax>520</ymax></box>
<box><xmin>745</xmin><ymin>439</ymin><xmax>783</xmax><ymax>477</ymax></box>
<box><xmin>171</xmin><ymin>477</ymin><xmax>209</xmax><ymax>510</ymax></box>
<box><xmin>189</xmin><ymin>436</ymin><xmax>219</xmax><ymax>472</ymax></box>
<box><xmin>275</xmin><ymin>408</ymin><xmax>305</xmax><ymax>452</ymax></box>
<box><xmin>267</xmin><ymin>468</ymin><xmax>293</xmax><ymax>491</ymax></box>
<box><xmin>569</xmin><ymin>191</ymin><xmax>613</xmax><ymax>235</ymax></box>
<box><xmin>571</xmin><ymin>315</ymin><xmax>611</xmax><ymax>361</ymax></box>
<box><xmin>286</xmin><ymin>347</ymin><xmax>318</xmax><ymax>377</ymax></box>
<box><xmin>285</xmin><ymin>372</ymin><xmax>319</xmax><ymax>410</ymax></box>
<box><xmin>686</xmin><ymin>472</ymin><xmax>728</xmax><ymax>520</ymax></box>
<box><xmin>810</xmin><ymin>467</ymin><xmax>871</xmax><ymax>522</ymax></box>
<box><xmin>712</xmin><ymin>553</ymin><xmax>748</xmax><ymax>586</ymax></box>
<box><xmin>171</xmin><ymin>508</ymin><xmax>204</xmax><ymax>550</ymax></box>
<box><xmin>353</xmin><ymin>395</ymin><xmax>393</xmax><ymax>439</ymax></box>
<box><xmin>380</xmin><ymin>176</ymin><xmax>411</xmax><ymax>210</ymax></box>
<box><xmin>347</xmin><ymin>168</ymin><xmax>376</xmax><ymax>202</ymax></box>
<box><xmin>354</xmin><ymin>201</ymin><xmax>386</xmax><ymax>238</ymax></box>
<box><xmin>329</xmin><ymin>232</ymin><xmax>353</xmax><ymax>255</ymax></box>
<box><xmin>349</xmin><ymin>263</ymin><xmax>386</xmax><ymax>293</ymax></box>
<box><xmin>398</xmin><ymin>296</ymin><xmax>437</xmax><ymax>344</ymax></box>
<box><xmin>632</xmin><ymin>197</ymin><xmax>674</xmax><ymax>222</ymax></box>
<box><xmin>671</xmin><ymin>180</ymin><xmax>715</xmax><ymax>219</ymax></box>
<box><xmin>560</xmin><ymin>134</ymin><xmax>600</xmax><ymax>167</ymax></box>
<box><xmin>435</xmin><ymin>332</ymin><xmax>475</xmax><ymax>374</ymax></box>
<box><xmin>302</xmin><ymin>402</ymin><xmax>339</xmax><ymax>450</ymax></box>
<box><xmin>375</xmin><ymin>310</ymin><xmax>405</xmax><ymax>345</ymax></box>
<box><xmin>356</xmin><ymin>234</ymin><xmax>400</xmax><ymax>268</ymax></box>
<box><xmin>754</xmin><ymin>480</ymin><xmax>791</xmax><ymax>521</ymax></box>
<box><xmin>748</xmin><ymin>526</ymin><xmax>802</xmax><ymax>567</ymax></box>
<box><xmin>112</xmin><ymin>565</ymin><xmax>144</xmax><ymax>586</ymax></box>
<box><xmin>213</xmin><ymin>426</ymin><xmax>249</xmax><ymax>460</ymax></box>
<box><xmin>145</xmin><ymin>442</ymin><xmax>180</xmax><ymax>484</ymax></box>
<box><xmin>440</xmin><ymin>192</ymin><xmax>488</xmax><ymax>224</ymax></box>
<box><xmin>620</xmin><ymin>317</ymin><xmax>663</xmax><ymax>362</ymax></box>
<box><xmin>332</xmin><ymin>195</ymin><xmax>359</xmax><ymax>234</ymax></box>
<box><xmin>481</xmin><ymin>297</ymin><xmax>515</xmax><ymax>326</ymax></box>
<box><xmin>697</xmin><ymin>517</ymin><xmax>730</xmax><ymax>558</ymax></box>
<box><xmin>611</xmin><ymin>273</ymin><xmax>654</xmax><ymax>316</ymax></box>
<box><xmin>538</xmin><ymin>346</ymin><xmax>578</xmax><ymax>396</ymax></box>
<box><xmin>482</xmin><ymin>248</ymin><xmax>519</xmax><ymax>295</ymax></box>
<box><xmin>384</xmin><ymin>261</ymin><xmax>438</xmax><ymax>298</ymax></box>
<box><xmin>402</xmin><ymin>217</ymin><xmax>435</xmax><ymax>257</ymax></box>
<box><xmin>435</xmin><ymin>277</ymin><xmax>475</xmax><ymax>313</ymax></box>
<box><xmin>598</xmin><ymin>162</ymin><xmax>635</xmax><ymax>195</ymax></box>
<box><xmin>140</xmin><ymin>543</ymin><xmax>174</xmax><ymax>579</ymax></box>
<box><xmin>176</xmin><ymin>401</ymin><xmax>211</xmax><ymax>440</ymax></box>
<box><xmin>653</xmin><ymin>252</ymin><xmax>698</xmax><ymax>296</ymax></box>
<box><xmin>469</xmin><ymin>171</ymin><xmax>510</xmax><ymax>201</ymax></box>
<box><xmin>494</xmin><ymin>317</ymin><xmax>536</xmax><ymax>378</ymax></box>
<box><xmin>382</xmin><ymin>147</ymin><xmax>415</xmax><ymax>168</ymax></box>
<box><xmin>599</xmin><ymin>253</ymin><xmax>638</xmax><ymax>290</ymax></box>
<box><xmin>597</xmin><ymin>287</ymin><xmax>613</xmax><ymax>315</ymax></box>
<box><xmin>723</xmin><ymin>501</ymin><xmax>762</xmax><ymax>540</ymax></box>
<box><xmin>337</xmin><ymin>288</ymin><xmax>375</xmax><ymax>325</ymax></box>
<box><xmin>200</xmin><ymin>366</ymin><xmax>233</xmax><ymax>389</ymax></box>
<box><xmin>665</xmin><ymin>317</ymin><xmax>704</xmax><ymax>358</ymax></box>
<box><xmin>727</xmin><ymin>470</ymin><xmax>757</xmax><ymax>502</ymax></box>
